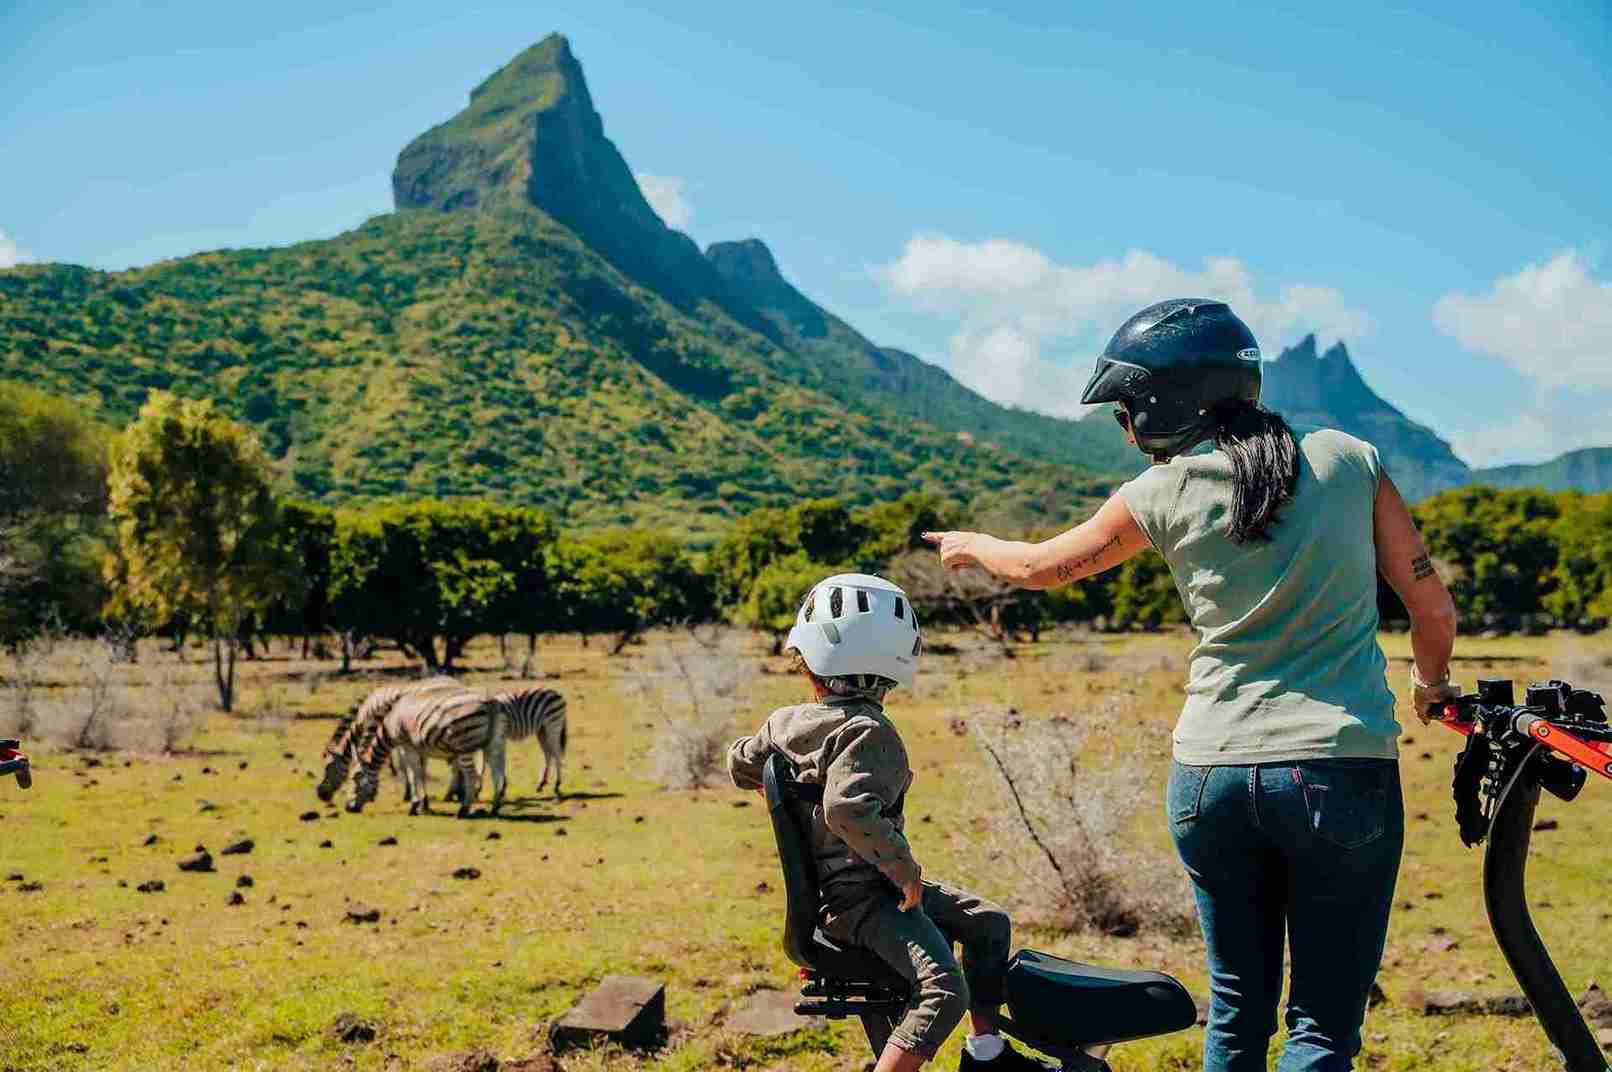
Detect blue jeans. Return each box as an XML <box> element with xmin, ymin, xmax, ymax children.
<box><xmin>1168</xmin><ymin>759</ymin><xmax>1403</xmax><ymax>1072</ymax></box>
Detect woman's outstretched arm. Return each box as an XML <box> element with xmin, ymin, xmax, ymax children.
<box><xmin>921</xmin><ymin>493</ymin><xmax>1148</xmax><ymax>590</ymax></box>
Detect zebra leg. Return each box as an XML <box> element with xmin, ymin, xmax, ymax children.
<box><xmin>483</xmin><ymin>737</ymin><xmax>508</xmax><ymax>816</ymax></box>
<box><xmin>452</xmin><ymin>752</ymin><xmax>481</xmax><ymax>819</ymax></box>
<box><xmin>401</xmin><ymin>749</ymin><xmax>429</xmax><ymax>816</ymax></box>
<box><xmin>537</xmin><ymin>718</ymin><xmax>565</xmax><ymax>798</ymax></box>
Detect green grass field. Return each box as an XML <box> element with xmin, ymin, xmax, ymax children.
<box><xmin>2</xmin><ymin>629</ymin><xmax>1608</xmax><ymax>1071</ymax></box>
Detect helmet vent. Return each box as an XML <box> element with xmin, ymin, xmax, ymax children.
<box><xmin>829</xmin><ymin>587</ymin><xmax>843</xmax><ymax>618</ymax></box>
<box><xmin>802</xmin><ymin>593</ymin><xmax>815</xmax><ymax>622</ymax></box>
<box><xmin>855</xmin><ymin>589</ymin><xmax>869</xmax><ymax>614</ymax></box>
<box><xmin>893</xmin><ymin>597</ymin><xmax>905</xmax><ymax>620</ymax></box>
<box><xmin>911</xmin><ymin>636</ymin><xmax>922</xmax><ymax>657</ymax></box>
<box><xmin>822</xmin><ymin>622</ymin><xmax>842</xmax><ymax>645</ymax></box>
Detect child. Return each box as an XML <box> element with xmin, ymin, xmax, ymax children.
<box><xmin>728</xmin><ymin>574</ymin><xmax>1054</xmax><ymax>1072</ymax></box>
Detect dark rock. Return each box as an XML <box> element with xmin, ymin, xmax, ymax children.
<box><xmin>345</xmin><ymin>905</ymin><xmax>382</xmax><ymax>924</ymax></box>
<box><xmin>4</xmin><ymin>872</ymin><xmax>21</xmax><ymax>882</ymax></box>
<box><xmin>177</xmin><ymin>850</ymin><xmax>214</xmax><ymax>873</ymax></box>
<box><xmin>1483</xmin><ymin>995</ymin><xmax>1532</xmax><ymax>1017</ymax></box>
<box><xmin>331</xmin><ymin>1013</ymin><xmax>377</xmax><ymax>1044</ymax></box>
<box><xmin>1532</xmin><ymin>818</ymin><xmax>1559</xmax><ymax>832</ymax></box>
<box><xmin>378</xmin><ymin>836</ymin><xmax>398</xmax><ymax>846</ymax></box>
<box><xmin>226</xmin><ymin>891</ymin><xmax>245</xmax><ymax>906</ymax></box>
<box><xmin>202</xmin><ymin>767</ymin><xmax>213</xmax><ymax>775</ymax></box>
<box><xmin>220</xmin><ymin>839</ymin><xmax>253</xmax><ymax>856</ymax></box>
<box><xmin>236</xmin><ymin>875</ymin><xmax>254</xmax><ymax>888</ymax></box>
<box><xmin>452</xmin><ymin>867</ymin><xmax>481</xmax><ymax>880</ymax></box>
<box><xmin>17</xmin><ymin>880</ymin><xmax>42</xmax><ymax>892</ymax></box>
<box><xmin>298</xmin><ymin>811</ymin><xmax>320</xmax><ymax>822</ymax></box>
<box><xmin>550</xmin><ymin>975</ymin><xmax>666</xmax><ymax>1052</ymax></box>
<box><xmin>732</xmin><ymin>799</ymin><xmax>750</xmax><ymax>808</ymax></box>
<box><xmin>486</xmin><ymin>831</ymin><xmax>501</xmax><ymax>840</ymax></box>
<box><xmin>136</xmin><ymin>880</ymin><xmax>165</xmax><ymax>894</ymax></box>
<box><xmin>319</xmin><ymin>840</ymin><xmax>333</xmax><ymax>849</ymax></box>
<box><xmin>754</xmin><ymin>881</ymin><xmax>771</xmax><ymax>895</ymax></box>
<box><xmin>142</xmin><ymin>834</ymin><xmax>159</xmax><ymax>846</ymax></box>
<box><xmin>554</xmin><ymin>828</ymin><xmax>567</xmax><ymax>837</ymax></box>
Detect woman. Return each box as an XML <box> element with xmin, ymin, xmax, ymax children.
<box><xmin>923</xmin><ymin>299</ymin><xmax>1458</xmax><ymax>1072</ymax></box>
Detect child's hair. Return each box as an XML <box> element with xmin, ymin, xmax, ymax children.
<box><xmin>786</xmin><ymin>648</ymin><xmax>897</xmax><ymax>702</ymax></box>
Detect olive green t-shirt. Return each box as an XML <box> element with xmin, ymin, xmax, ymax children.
<box><xmin>1117</xmin><ymin>425</ymin><xmax>1399</xmax><ymax>765</ymax></box>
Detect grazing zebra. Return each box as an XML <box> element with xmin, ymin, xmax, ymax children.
<box><xmin>491</xmin><ymin>687</ymin><xmax>569</xmax><ymax>798</ymax></box>
<box><xmin>347</xmin><ymin>689</ymin><xmax>507</xmax><ymax>818</ymax></box>
<box><xmin>316</xmin><ymin>677</ymin><xmax>463</xmax><ymax>803</ymax></box>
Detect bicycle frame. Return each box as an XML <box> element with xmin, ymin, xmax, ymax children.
<box><xmin>1434</xmin><ymin>680</ymin><xmax>1611</xmax><ymax>1072</ymax></box>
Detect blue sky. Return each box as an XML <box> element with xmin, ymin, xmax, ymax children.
<box><xmin>3</xmin><ymin>1</ymin><xmax>1608</xmax><ymax>466</ymax></box>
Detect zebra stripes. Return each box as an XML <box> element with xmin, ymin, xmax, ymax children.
<box><xmin>348</xmin><ymin>689</ymin><xmax>507</xmax><ymax>818</ymax></box>
<box><xmin>491</xmin><ymin>687</ymin><xmax>568</xmax><ymax>797</ymax></box>
<box><xmin>316</xmin><ymin>677</ymin><xmax>460</xmax><ymax>803</ymax></box>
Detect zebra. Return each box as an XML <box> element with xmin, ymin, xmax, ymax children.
<box><xmin>347</xmin><ymin>689</ymin><xmax>507</xmax><ymax>818</ymax></box>
<box><xmin>316</xmin><ymin>677</ymin><xmax>463</xmax><ymax>804</ymax></box>
<box><xmin>491</xmin><ymin>687</ymin><xmax>569</xmax><ymax>797</ymax></box>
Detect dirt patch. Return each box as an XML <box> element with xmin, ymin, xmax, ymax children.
<box><xmin>425</xmin><ymin>1050</ymin><xmax>499</xmax><ymax>1072</ymax></box>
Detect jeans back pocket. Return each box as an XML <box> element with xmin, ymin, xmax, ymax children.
<box><xmin>1297</xmin><ymin>761</ymin><xmax>1389</xmax><ymax>849</ymax></box>
<box><xmin>1168</xmin><ymin>762</ymin><xmax>1210</xmax><ymax>824</ymax></box>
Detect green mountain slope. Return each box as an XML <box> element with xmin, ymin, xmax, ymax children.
<box><xmin>4</xmin><ymin>208</ymin><xmax>1111</xmax><ymax>539</ymax></box>
<box><xmin>1472</xmin><ymin>448</ymin><xmax>1612</xmax><ymax>494</ymax></box>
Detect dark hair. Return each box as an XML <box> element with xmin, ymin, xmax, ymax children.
<box><xmin>1211</xmin><ymin>401</ymin><xmax>1299</xmax><ymax>543</ymax></box>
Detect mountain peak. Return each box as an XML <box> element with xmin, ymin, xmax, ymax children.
<box><xmin>392</xmin><ymin>35</ymin><xmax>728</xmax><ymax>310</ymax></box>
<box><xmin>1280</xmin><ymin>334</ymin><xmax>1319</xmax><ymax>362</ymax></box>
<box><xmin>1320</xmin><ymin>340</ymin><xmax>1352</xmax><ymax>364</ymax></box>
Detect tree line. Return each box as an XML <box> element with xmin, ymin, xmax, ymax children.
<box><xmin>4</xmin><ymin>382</ymin><xmax>1611</xmax><ymax>710</ymax></box>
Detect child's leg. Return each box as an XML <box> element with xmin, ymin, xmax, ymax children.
<box><xmin>824</xmin><ymin>892</ymin><xmax>970</xmax><ymax>1064</ymax></box>
<box><xmin>918</xmin><ymin>881</ymin><xmax>1014</xmax><ymax>1032</ymax></box>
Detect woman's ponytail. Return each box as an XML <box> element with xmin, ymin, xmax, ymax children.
<box><xmin>1212</xmin><ymin>401</ymin><xmax>1299</xmax><ymax>543</ymax></box>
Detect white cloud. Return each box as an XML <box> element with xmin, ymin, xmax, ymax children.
<box><xmin>1452</xmin><ymin>393</ymin><xmax>1612</xmax><ymax>468</ymax></box>
<box><xmin>0</xmin><ymin>229</ymin><xmax>31</xmax><ymax>268</ymax></box>
<box><xmin>1433</xmin><ymin>250</ymin><xmax>1612</xmax><ymax>391</ymax></box>
<box><xmin>634</xmin><ymin>173</ymin><xmax>693</xmax><ymax>231</ymax></box>
<box><xmin>1434</xmin><ymin>251</ymin><xmax>1612</xmax><ymax>464</ymax></box>
<box><xmin>876</xmin><ymin>235</ymin><xmax>1373</xmax><ymax>414</ymax></box>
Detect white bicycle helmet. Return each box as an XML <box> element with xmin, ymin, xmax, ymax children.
<box><xmin>785</xmin><ymin>573</ymin><xmax>921</xmax><ymax>687</ymax></box>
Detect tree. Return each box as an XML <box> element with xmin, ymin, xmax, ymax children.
<box><xmin>1415</xmin><ymin>487</ymin><xmax>1562</xmax><ymax>628</ymax></box>
<box><xmin>735</xmin><ymin>552</ymin><xmax>823</xmax><ymax>653</ymax></box>
<box><xmin>549</xmin><ymin>530</ymin><xmax>709</xmax><ymax>652</ymax></box>
<box><xmin>1106</xmin><ymin>552</ymin><xmax>1186</xmax><ymax>631</ymax></box>
<box><xmin>329</xmin><ymin>501</ymin><xmax>553</xmax><ymax>671</ymax></box>
<box><xmin>0</xmin><ymin>381</ymin><xmax>112</xmax><ymax>643</ymax></box>
<box><xmin>107</xmin><ymin>392</ymin><xmax>289</xmax><ymax>710</ymax></box>
<box><xmin>261</xmin><ymin>502</ymin><xmax>337</xmax><ymax>657</ymax></box>
<box><xmin>1544</xmin><ymin>492</ymin><xmax>1612</xmax><ymax>629</ymax></box>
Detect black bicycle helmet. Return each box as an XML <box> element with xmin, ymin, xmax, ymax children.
<box><xmin>1081</xmin><ymin>299</ymin><xmax>1262</xmax><ymax>462</ymax></box>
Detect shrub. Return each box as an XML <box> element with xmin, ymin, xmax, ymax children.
<box><xmin>969</xmin><ymin>708</ymin><xmax>1194</xmax><ymax>936</ymax></box>
<box><xmin>626</xmin><ymin>630</ymin><xmax>756</xmax><ymax>790</ymax></box>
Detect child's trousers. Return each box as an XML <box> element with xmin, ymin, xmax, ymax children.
<box><xmin>821</xmin><ymin>879</ymin><xmax>1012</xmax><ymax>1057</ymax></box>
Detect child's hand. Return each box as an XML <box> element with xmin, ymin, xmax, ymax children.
<box><xmin>897</xmin><ymin>876</ymin><xmax>923</xmax><ymax>912</ymax></box>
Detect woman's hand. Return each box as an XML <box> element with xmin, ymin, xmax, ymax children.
<box><xmin>920</xmin><ymin>531</ymin><xmax>982</xmax><ymax>571</ymax></box>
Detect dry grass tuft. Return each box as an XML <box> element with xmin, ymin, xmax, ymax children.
<box><xmin>1</xmin><ymin>635</ymin><xmax>211</xmax><ymax>752</ymax></box>
<box><xmin>625</xmin><ymin>629</ymin><xmax>757</xmax><ymax>790</ymax></box>
<box><xmin>969</xmin><ymin>707</ymin><xmax>1195</xmax><ymax>937</ymax></box>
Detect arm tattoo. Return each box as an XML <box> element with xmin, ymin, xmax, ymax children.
<box><xmin>1411</xmin><ymin>553</ymin><xmax>1436</xmax><ymax>581</ymax></box>
<box><xmin>1055</xmin><ymin>533</ymin><xmax>1121</xmax><ymax>583</ymax></box>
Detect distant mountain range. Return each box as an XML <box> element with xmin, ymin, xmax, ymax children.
<box><xmin>2</xmin><ymin>33</ymin><xmax>1605</xmax><ymax>539</ymax></box>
